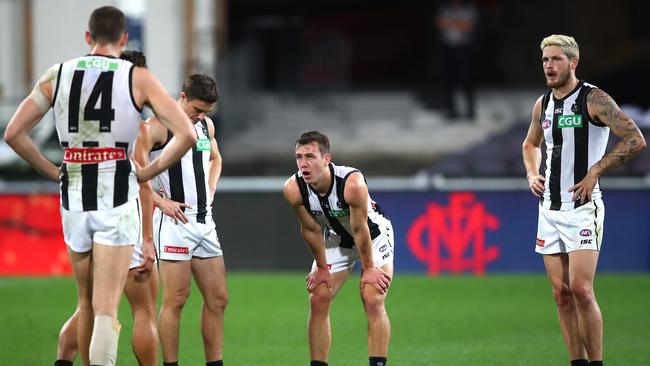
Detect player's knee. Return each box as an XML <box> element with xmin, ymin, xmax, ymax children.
<box><xmin>132</xmin><ymin>303</ymin><xmax>157</xmax><ymax>321</ymax></box>
<box><xmin>205</xmin><ymin>290</ymin><xmax>228</xmax><ymax>313</ymax></box>
<box><xmin>570</xmin><ymin>282</ymin><xmax>596</xmax><ymax>308</ymax></box>
<box><xmin>551</xmin><ymin>282</ymin><xmax>573</xmax><ymax>308</ymax></box>
<box><xmin>92</xmin><ymin>293</ymin><xmax>122</xmax><ymax>316</ymax></box>
<box><xmin>171</xmin><ymin>295</ymin><xmax>189</xmax><ymax>312</ymax></box>
<box><xmin>309</xmin><ymin>291</ymin><xmax>333</xmax><ymax>312</ymax></box>
<box><xmin>166</xmin><ymin>288</ymin><xmax>191</xmax><ymax>312</ymax></box>
<box><xmin>361</xmin><ymin>289</ymin><xmax>385</xmax><ymax>313</ymax></box>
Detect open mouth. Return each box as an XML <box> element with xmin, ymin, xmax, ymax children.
<box><xmin>301</xmin><ymin>171</ymin><xmax>311</xmax><ymax>179</ymax></box>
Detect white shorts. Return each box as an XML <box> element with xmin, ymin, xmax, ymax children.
<box><xmin>312</xmin><ymin>222</ymin><xmax>395</xmax><ymax>274</ymax></box>
<box><xmin>130</xmin><ymin>242</ymin><xmax>144</xmax><ymax>269</ymax></box>
<box><xmin>61</xmin><ymin>198</ymin><xmax>141</xmax><ymax>253</ymax></box>
<box><xmin>535</xmin><ymin>199</ymin><xmax>605</xmax><ymax>255</ymax></box>
<box><xmin>129</xmin><ymin>240</ymin><xmax>159</xmax><ymax>269</ymax></box>
<box><xmin>154</xmin><ymin>208</ymin><xmax>223</xmax><ymax>261</ymax></box>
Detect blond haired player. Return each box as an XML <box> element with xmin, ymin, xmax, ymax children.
<box><xmin>522</xmin><ymin>34</ymin><xmax>645</xmax><ymax>366</ymax></box>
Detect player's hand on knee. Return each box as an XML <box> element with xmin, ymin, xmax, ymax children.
<box><xmin>306</xmin><ymin>267</ymin><xmax>332</xmax><ymax>292</ymax></box>
<box><xmin>360</xmin><ymin>267</ymin><xmax>392</xmax><ymax>294</ymax></box>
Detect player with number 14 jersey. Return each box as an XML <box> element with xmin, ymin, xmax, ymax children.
<box><xmin>53</xmin><ymin>55</ymin><xmax>141</xmax><ymax>211</ymax></box>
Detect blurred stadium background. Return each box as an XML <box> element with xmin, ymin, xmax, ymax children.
<box><xmin>1</xmin><ymin>0</ymin><xmax>649</xmax><ymax>365</ymax></box>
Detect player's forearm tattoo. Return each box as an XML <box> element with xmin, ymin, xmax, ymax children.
<box><xmin>588</xmin><ymin>89</ymin><xmax>646</xmax><ymax>173</ymax></box>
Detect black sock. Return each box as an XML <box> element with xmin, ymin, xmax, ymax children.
<box><xmin>589</xmin><ymin>361</ymin><xmax>603</xmax><ymax>366</ymax></box>
<box><xmin>571</xmin><ymin>360</ymin><xmax>588</xmax><ymax>366</ymax></box>
<box><xmin>207</xmin><ymin>361</ymin><xmax>223</xmax><ymax>366</ymax></box>
<box><xmin>370</xmin><ymin>356</ymin><xmax>388</xmax><ymax>366</ymax></box>
<box><xmin>55</xmin><ymin>361</ymin><xmax>73</xmax><ymax>366</ymax></box>
<box><xmin>164</xmin><ymin>362</ymin><xmax>179</xmax><ymax>366</ymax></box>
<box><xmin>311</xmin><ymin>361</ymin><xmax>328</xmax><ymax>366</ymax></box>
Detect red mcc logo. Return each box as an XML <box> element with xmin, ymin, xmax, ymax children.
<box><xmin>407</xmin><ymin>192</ymin><xmax>500</xmax><ymax>276</ymax></box>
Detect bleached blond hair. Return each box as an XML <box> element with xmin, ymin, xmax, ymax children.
<box><xmin>540</xmin><ymin>34</ymin><xmax>579</xmax><ymax>59</ymax></box>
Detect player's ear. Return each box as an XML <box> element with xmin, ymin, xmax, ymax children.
<box><xmin>85</xmin><ymin>31</ymin><xmax>92</xmax><ymax>46</ymax></box>
<box><xmin>570</xmin><ymin>56</ymin><xmax>579</xmax><ymax>70</ymax></box>
<box><xmin>323</xmin><ymin>153</ymin><xmax>332</xmax><ymax>165</ymax></box>
<box><xmin>119</xmin><ymin>32</ymin><xmax>129</xmax><ymax>48</ymax></box>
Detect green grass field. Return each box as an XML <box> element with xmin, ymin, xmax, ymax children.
<box><xmin>1</xmin><ymin>273</ymin><xmax>649</xmax><ymax>365</ymax></box>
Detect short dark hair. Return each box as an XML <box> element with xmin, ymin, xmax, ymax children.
<box><xmin>182</xmin><ymin>74</ymin><xmax>219</xmax><ymax>104</ymax></box>
<box><xmin>296</xmin><ymin>131</ymin><xmax>330</xmax><ymax>155</ymax></box>
<box><xmin>88</xmin><ymin>6</ymin><xmax>127</xmax><ymax>44</ymax></box>
<box><xmin>120</xmin><ymin>50</ymin><xmax>147</xmax><ymax>68</ymax></box>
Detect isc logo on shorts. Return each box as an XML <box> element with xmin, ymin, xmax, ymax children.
<box><xmin>164</xmin><ymin>246</ymin><xmax>189</xmax><ymax>254</ymax></box>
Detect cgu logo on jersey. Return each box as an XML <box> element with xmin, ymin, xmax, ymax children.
<box><xmin>329</xmin><ymin>209</ymin><xmax>349</xmax><ymax>218</ymax></box>
<box><xmin>558</xmin><ymin>115</ymin><xmax>583</xmax><ymax>128</ymax></box>
<box><xmin>196</xmin><ymin>138</ymin><xmax>211</xmax><ymax>151</ymax></box>
<box><xmin>63</xmin><ymin>147</ymin><xmax>126</xmax><ymax>163</ymax></box>
<box><xmin>76</xmin><ymin>58</ymin><xmax>119</xmax><ymax>71</ymax></box>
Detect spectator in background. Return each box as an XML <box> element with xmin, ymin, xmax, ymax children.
<box><xmin>436</xmin><ymin>0</ymin><xmax>477</xmax><ymax>120</ymax></box>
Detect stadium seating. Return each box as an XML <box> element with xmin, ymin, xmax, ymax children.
<box><xmin>218</xmin><ymin>89</ymin><xmax>540</xmax><ymax>175</ymax></box>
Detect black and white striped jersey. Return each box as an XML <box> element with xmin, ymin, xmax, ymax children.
<box><xmin>53</xmin><ymin>55</ymin><xmax>142</xmax><ymax>211</ymax></box>
<box><xmin>149</xmin><ymin>119</ymin><xmax>213</xmax><ymax>223</ymax></box>
<box><xmin>539</xmin><ymin>80</ymin><xmax>610</xmax><ymax>211</ymax></box>
<box><xmin>295</xmin><ymin>163</ymin><xmax>390</xmax><ymax>248</ymax></box>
